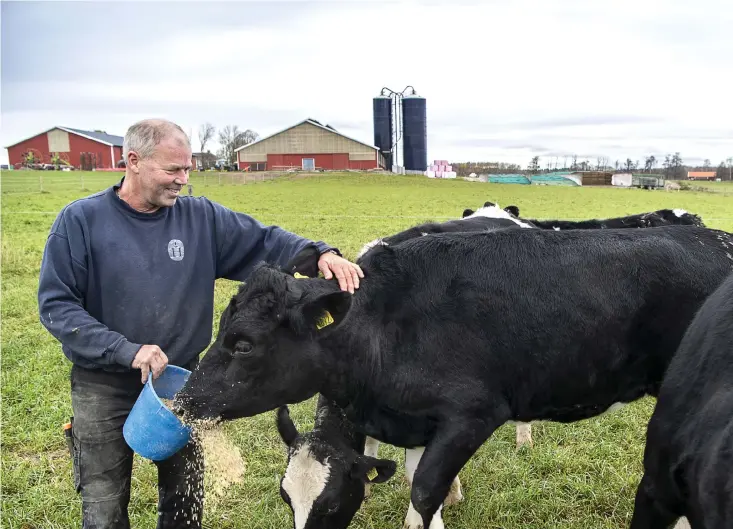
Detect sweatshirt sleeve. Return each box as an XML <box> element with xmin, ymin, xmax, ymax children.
<box><xmin>210</xmin><ymin>200</ymin><xmax>339</xmax><ymax>282</ymax></box>
<box><xmin>37</xmin><ymin>209</ymin><xmax>142</xmax><ymax>368</ymax></box>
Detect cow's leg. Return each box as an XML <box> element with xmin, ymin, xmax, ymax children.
<box><xmin>405</xmin><ymin>447</ymin><xmax>463</xmax><ymax>506</ymax></box>
<box><xmin>363</xmin><ymin>437</ymin><xmax>380</xmax><ymax>498</ymax></box>
<box><xmin>515</xmin><ymin>422</ymin><xmax>533</xmax><ymax>448</ymax></box>
<box><xmin>629</xmin><ymin>474</ymin><xmax>680</xmax><ymax>529</ymax></box>
<box><xmin>406</xmin><ymin>418</ymin><xmax>499</xmax><ymax>529</ymax></box>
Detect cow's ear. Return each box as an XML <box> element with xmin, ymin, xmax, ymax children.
<box><xmin>276</xmin><ymin>405</ymin><xmax>299</xmax><ymax>447</ymax></box>
<box><xmin>462</xmin><ymin>208</ymin><xmax>474</xmax><ymax>218</ymax></box>
<box><xmin>504</xmin><ymin>205</ymin><xmax>520</xmax><ymax>217</ymax></box>
<box><xmin>350</xmin><ymin>455</ymin><xmax>397</xmax><ymax>484</ymax></box>
<box><xmin>300</xmin><ymin>291</ymin><xmax>352</xmax><ymax>333</ymax></box>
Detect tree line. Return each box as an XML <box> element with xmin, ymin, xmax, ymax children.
<box><xmin>454</xmin><ymin>154</ymin><xmax>733</xmax><ymax>181</ymax></box>
<box><xmin>194</xmin><ymin>122</ymin><xmax>260</xmax><ymax>169</ymax></box>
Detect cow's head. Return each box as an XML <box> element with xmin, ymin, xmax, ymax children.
<box><xmin>656</xmin><ymin>209</ymin><xmax>706</xmax><ymax>227</ymax></box>
<box><xmin>462</xmin><ymin>201</ymin><xmax>521</xmax><ymax>220</ymax></box>
<box><xmin>460</xmin><ymin>201</ymin><xmax>535</xmax><ymax>229</ymax></box>
<box><xmin>175</xmin><ymin>252</ymin><xmax>353</xmax><ymax>422</ymax></box>
<box><xmin>503</xmin><ymin>205</ymin><xmax>520</xmax><ymax>217</ymax></box>
<box><xmin>276</xmin><ymin>403</ymin><xmax>396</xmax><ymax>529</ymax></box>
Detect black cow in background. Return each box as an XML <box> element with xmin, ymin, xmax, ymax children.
<box><xmin>462</xmin><ymin>201</ymin><xmax>706</xmax><ymax>230</ymax></box>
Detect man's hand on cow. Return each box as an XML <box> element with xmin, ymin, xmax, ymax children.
<box><xmin>318</xmin><ymin>251</ymin><xmax>364</xmax><ymax>294</ymax></box>
<box><xmin>131</xmin><ymin>345</ymin><xmax>169</xmax><ymax>384</ymax></box>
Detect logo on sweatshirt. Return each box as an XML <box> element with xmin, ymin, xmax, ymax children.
<box><xmin>168</xmin><ymin>239</ymin><xmax>184</xmax><ymax>261</ymax></box>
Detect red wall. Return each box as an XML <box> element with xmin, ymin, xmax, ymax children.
<box><xmin>7</xmin><ymin>129</ymin><xmax>120</xmax><ymax>169</ymax></box>
<box><xmin>238</xmin><ymin>153</ymin><xmax>377</xmax><ymax>171</ymax></box>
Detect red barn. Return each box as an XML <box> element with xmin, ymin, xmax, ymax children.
<box><xmin>5</xmin><ymin>126</ymin><xmax>124</xmax><ymax>170</ymax></box>
<box><xmin>236</xmin><ymin>118</ymin><xmax>385</xmax><ymax>171</ymax></box>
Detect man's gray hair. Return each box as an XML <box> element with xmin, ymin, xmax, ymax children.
<box><xmin>123</xmin><ymin>118</ymin><xmax>191</xmax><ymax>160</ymax></box>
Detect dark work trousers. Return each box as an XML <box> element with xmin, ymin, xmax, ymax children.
<box><xmin>69</xmin><ymin>360</ymin><xmax>203</xmax><ymax>529</ymax></box>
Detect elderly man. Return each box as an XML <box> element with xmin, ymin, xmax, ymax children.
<box><xmin>37</xmin><ymin>118</ymin><xmax>363</xmax><ymax>528</ymax></box>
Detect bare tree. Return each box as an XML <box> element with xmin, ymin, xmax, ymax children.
<box><xmin>671</xmin><ymin>152</ymin><xmax>683</xmax><ymax>179</ymax></box>
<box><xmin>571</xmin><ymin>155</ymin><xmax>578</xmax><ymax>171</ymax></box>
<box><xmin>703</xmin><ymin>159</ymin><xmax>711</xmax><ymax>170</ymax></box>
<box><xmin>240</xmin><ymin>129</ymin><xmax>260</xmax><ymax>145</ymax></box>
<box><xmin>217</xmin><ymin>126</ymin><xmax>260</xmax><ymax>165</ymax></box>
<box><xmin>197</xmin><ymin>123</ymin><xmax>216</xmax><ymax>170</ymax></box>
<box><xmin>625</xmin><ymin>158</ymin><xmax>634</xmax><ymax>172</ymax></box>
<box><xmin>716</xmin><ymin>161</ymin><xmax>728</xmax><ymax>181</ymax></box>
<box><xmin>645</xmin><ymin>155</ymin><xmax>656</xmax><ymax>173</ymax></box>
<box><xmin>527</xmin><ymin>156</ymin><xmax>540</xmax><ymax>174</ymax></box>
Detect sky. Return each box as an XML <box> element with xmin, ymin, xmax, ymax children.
<box><xmin>2</xmin><ymin>0</ymin><xmax>732</xmax><ymax>168</ymax></box>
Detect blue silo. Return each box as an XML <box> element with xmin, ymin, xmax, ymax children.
<box><xmin>402</xmin><ymin>94</ymin><xmax>427</xmax><ymax>171</ymax></box>
<box><xmin>373</xmin><ymin>96</ymin><xmax>393</xmax><ymax>170</ymax></box>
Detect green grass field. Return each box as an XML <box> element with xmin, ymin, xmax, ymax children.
<box><xmin>2</xmin><ymin>170</ymin><xmax>732</xmax><ymax>529</ymax></box>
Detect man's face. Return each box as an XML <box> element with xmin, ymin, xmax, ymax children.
<box><xmin>132</xmin><ymin>135</ymin><xmax>192</xmax><ymax>208</ymax></box>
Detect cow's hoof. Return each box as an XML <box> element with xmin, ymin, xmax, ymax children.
<box><xmin>403</xmin><ymin>502</ymin><xmax>444</xmax><ymax>529</ymax></box>
<box><xmin>444</xmin><ymin>477</ymin><xmax>463</xmax><ymax>506</ymax></box>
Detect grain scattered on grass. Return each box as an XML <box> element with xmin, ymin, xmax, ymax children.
<box><xmin>160</xmin><ymin>398</ymin><xmax>246</xmax><ymax>507</ymax></box>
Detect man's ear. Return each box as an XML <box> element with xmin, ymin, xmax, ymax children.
<box><xmin>299</xmin><ymin>291</ymin><xmax>352</xmax><ymax>333</ymax></box>
<box><xmin>276</xmin><ymin>405</ymin><xmax>299</xmax><ymax>447</ymax></box>
<box><xmin>127</xmin><ymin>151</ymin><xmax>141</xmax><ymax>174</ymax></box>
<box><xmin>350</xmin><ymin>455</ymin><xmax>397</xmax><ymax>484</ymax></box>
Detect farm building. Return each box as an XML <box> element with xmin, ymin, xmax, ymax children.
<box><xmin>236</xmin><ymin>118</ymin><xmax>385</xmax><ymax>171</ymax></box>
<box><xmin>192</xmin><ymin>151</ymin><xmax>217</xmax><ymax>170</ymax></box>
<box><xmin>5</xmin><ymin>126</ymin><xmax>124</xmax><ymax>170</ymax></box>
<box><xmin>687</xmin><ymin>171</ymin><xmax>716</xmax><ymax>181</ymax></box>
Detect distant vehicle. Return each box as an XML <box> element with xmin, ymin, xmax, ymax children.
<box><xmin>633</xmin><ymin>174</ymin><xmax>665</xmax><ymax>190</ymax></box>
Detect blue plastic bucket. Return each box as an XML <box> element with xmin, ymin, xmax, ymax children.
<box><xmin>123</xmin><ymin>365</ymin><xmax>193</xmax><ymax>461</ymax></box>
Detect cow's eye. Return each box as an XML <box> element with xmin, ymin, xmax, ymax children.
<box><xmin>234</xmin><ymin>341</ymin><xmax>253</xmax><ymax>355</ymax></box>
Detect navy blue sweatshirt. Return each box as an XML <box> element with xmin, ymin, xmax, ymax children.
<box><xmin>37</xmin><ymin>181</ymin><xmax>335</xmax><ymax>371</ymax></box>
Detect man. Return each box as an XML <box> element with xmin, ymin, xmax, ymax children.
<box><xmin>37</xmin><ymin>118</ymin><xmax>363</xmax><ymax>529</ymax></box>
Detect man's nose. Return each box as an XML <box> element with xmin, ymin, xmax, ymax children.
<box><xmin>174</xmin><ymin>169</ymin><xmax>190</xmax><ymax>184</ymax></box>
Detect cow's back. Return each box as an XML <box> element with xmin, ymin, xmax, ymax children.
<box><xmin>351</xmin><ymin>226</ymin><xmax>733</xmax><ymax>423</ymax></box>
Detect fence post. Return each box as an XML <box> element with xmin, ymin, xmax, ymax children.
<box><xmin>219</xmin><ymin>173</ymin><xmax>222</xmax><ymax>186</ymax></box>
<box><xmin>39</xmin><ymin>172</ymin><xmax>44</xmax><ymax>193</ymax></box>
<box><xmin>81</xmin><ymin>173</ymin><xmax>84</xmax><ymax>190</ymax></box>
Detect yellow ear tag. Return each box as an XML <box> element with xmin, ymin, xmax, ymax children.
<box><xmin>293</xmin><ymin>272</ymin><xmax>309</xmax><ymax>279</ymax></box>
<box><xmin>367</xmin><ymin>467</ymin><xmax>378</xmax><ymax>481</ymax></box>
<box><xmin>315</xmin><ymin>310</ymin><xmax>334</xmax><ymax>330</ymax></box>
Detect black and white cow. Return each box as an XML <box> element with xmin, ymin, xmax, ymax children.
<box><xmin>357</xmin><ymin>201</ymin><xmax>535</xmax><ymax>258</ymax></box>
<box><xmin>274</xmin><ymin>395</ymin><xmax>398</xmax><ymax>529</ymax></box>
<box><xmin>462</xmin><ymin>202</ymin><xmax>706</xmax><ymax>230</ymax></box>
<box><xmin>630</xmin><ymin>271</ymin><xmax>733</xmax><ymax>529</ymax></box>
<box><xmin>177</xmin><ymin>226</ymin><xmax>733</xmax><ymax>529</ymax></box>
